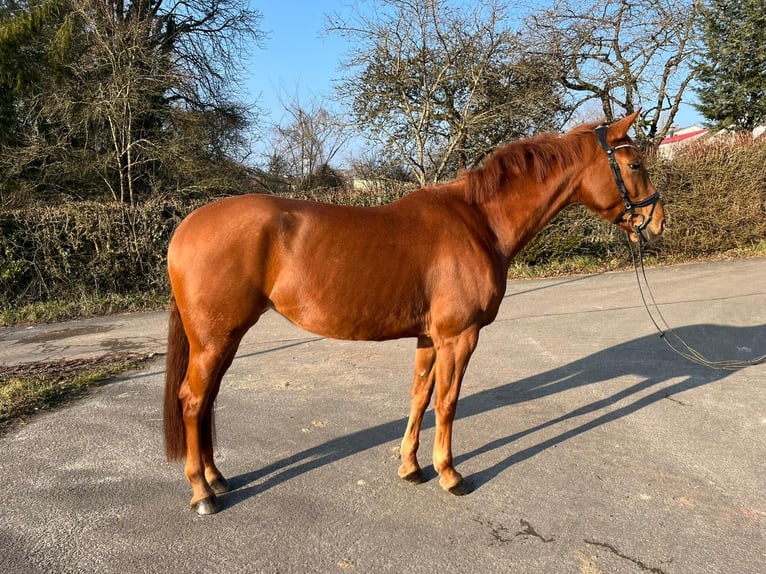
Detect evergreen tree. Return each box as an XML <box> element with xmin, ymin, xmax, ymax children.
<box><xmin>0</xmin><ymin>0</ymin><xmax>70</xmax><ymax>149</ymax></box>
<box><xmin>0</xmin><ymin>0</ymin><xmax>263</xmax><ymax>205</ymax></box>
<box><xmin>694</xmin><ymin>0</ymin><xmax>766</xmax><ymax>130</ymax></box>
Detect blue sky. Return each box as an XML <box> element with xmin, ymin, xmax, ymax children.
<box><xmin>244</xmin><ymin>2</ymin><xmax>347</xmax><ymax>129</ymax></box>
<box><xmin>244</xmin><ymin>0</ymin><xmax>703</xmax><ymax>160</ymax></box>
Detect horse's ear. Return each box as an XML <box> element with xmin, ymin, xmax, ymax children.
<box><xmin>608</xmin><ymin>110</ymin><xmax>640</xmax><ymax>141</ymax></box>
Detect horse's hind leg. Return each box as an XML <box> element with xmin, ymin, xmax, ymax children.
<box><xmin>199</xmin><ymin>344</ymin><xmax>240</xmax><ymax>497</ymax></box>
<box><xmin>181</xmin><ymin>338</ymin><xmax>240</xmax><ymax>514</ymax></box>
<box><xmin>398</xmin><ymin>336</ymin><xmax>436</xmax><ymax>483</ymax></box>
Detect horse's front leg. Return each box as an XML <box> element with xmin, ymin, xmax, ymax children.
<box><xmin>398</xmin><ymin>336</ymin><xmax>437</xmax><ymax>483</ymax></box>
<box><xmin>432</xmin><ymin>328</ymin><xmax>479</xmax><ymax>495</ymax></box>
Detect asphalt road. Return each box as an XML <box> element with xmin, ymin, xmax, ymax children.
<box><xmin>1</xmin><ymin>258</ymin><xmax>765</xmax><ymax>573</ymax></box>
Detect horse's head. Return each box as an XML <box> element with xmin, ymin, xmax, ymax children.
<box><xmin>578</xmin><ymin>112</ymin><xmax>665</xmax><ymax>243</ymax></box>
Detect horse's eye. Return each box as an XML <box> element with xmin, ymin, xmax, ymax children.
<box><xmin>628</xmin><ymin>162</ymin><xmax>640</xmax><ymax>171</ymax></box>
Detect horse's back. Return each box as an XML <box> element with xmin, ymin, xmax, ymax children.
<box><xmin>168</xmin><ymin>191</ymin><xmax>504</xmax><ymax>341</ymax></box>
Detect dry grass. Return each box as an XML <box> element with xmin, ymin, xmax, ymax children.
<box><xmin>0</xmin><ymin>353</ymin><xmax>152</xmax><ymax>433</ymax></box>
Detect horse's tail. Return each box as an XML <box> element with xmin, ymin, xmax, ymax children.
<box><xmin>164</xmin><ymin>295</ymin><xmax>189</xmax><ymax>461</ymax></box>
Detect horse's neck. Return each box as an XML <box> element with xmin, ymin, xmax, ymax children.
<box><xmin>479</xmin><ymin>169</ymin><xmax>579</xmax><ymax>262</ymax></box>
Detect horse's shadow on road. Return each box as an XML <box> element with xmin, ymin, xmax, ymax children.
<box><xmin>222</xmin><ymin>323</ymin><xmax>765</xmax><ymax>510</ymax></box>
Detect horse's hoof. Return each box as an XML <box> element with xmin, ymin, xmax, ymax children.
<box><xmin>447</xmin><ymin>479</ymin><xmax>472</xmax><ymax>496</ymax></box>
<box><xmin>400</xmin><ymin>468</ymin><xmax>427</xmax><ymax>485</ymax></box>
<box><xmin>210</xmin><ymin>477</ymin><xmax>231</xmax><ymax>494</ymax></box>
<box><xmin>191</xmin><ymin>495</ymin><xmax>220</xmax><ymax>515</ymax></box>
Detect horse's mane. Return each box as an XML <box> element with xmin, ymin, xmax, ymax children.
<box><xmin>462</xmin><ymin>122</ymin><xmax>600</xmax><ymax>204</ymax></box>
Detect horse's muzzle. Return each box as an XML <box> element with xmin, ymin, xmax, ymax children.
<box><xmin>637</xmin><ymin>219</ymin><xmax>665</xmax><ymax>243</ymax></box>
<box><xmin>623</xmin><ymin>202</ymin><xmax>666</xmax><ymax>244</ymax></box>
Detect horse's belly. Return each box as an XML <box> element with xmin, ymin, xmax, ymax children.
<box><xmin>268</xmin><ymin>276</ymin><xmax>425</xmax><ymax>341</ymax></box>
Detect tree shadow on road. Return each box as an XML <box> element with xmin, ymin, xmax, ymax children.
<box><xmin>222</xmin><ymin>323</ymin><xmax>765</xmax><ymax>510</ymax></box>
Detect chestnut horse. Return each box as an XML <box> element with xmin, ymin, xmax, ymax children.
<box><xmin>164</xmin><ymin>112</ymin><xmax>665</xmax><ymax>514</ymax></box>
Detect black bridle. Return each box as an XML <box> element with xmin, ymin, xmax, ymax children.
<box><xmin>594</xmin><ymin>124</ymin><xmax>660</xmax><ymax>235</ymax></box>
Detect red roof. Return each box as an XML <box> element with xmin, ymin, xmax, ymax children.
<box><xmin>660</xmin><ymin>129</ymin><xmax>707</xmax><ymax>145</ymax></box>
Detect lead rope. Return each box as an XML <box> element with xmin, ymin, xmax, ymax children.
<box><xmin>628</xmin><ymin>235</ymin><xmax>766</xmax><ymax>371</ymax></box>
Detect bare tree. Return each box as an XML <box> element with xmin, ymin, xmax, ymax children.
<box><xmin>526</xmin><ymin>0</ymin><xmax>700</xmax><ymax>148</ymax></box>
<box><xmin>61</xmin><ymin>0</ymin><xmax>166</xmax><ymax>204</ymax></box>
<box><xmin>267</xmin><ymin>94</ymin><xmax>350</xmax><ymax>188</ymax></box>
<box><xmin>327</xmin><ymin>0</ymin><xmax>567</xmax><ymax>185</ymax></box>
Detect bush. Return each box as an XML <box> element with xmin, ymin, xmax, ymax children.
<box><xmin>514</xmin><ymin>205</ymin><xmax>626</xmax><ymax>268</ymax></box>
<box><xmin>515</xmin><ymin>135</ymin><xmax>766</xmax><ymax>270</ymax></box>
<box><xmin>1</xmin><ymin>137</ymin><xmax>764</xmax><ymax>314</ymax></box>
<box><xmin>0</xmin><ymin>198</ymin><xmax>203</xmax><ymax>309</ymax></box>
<box><xmin>650</xmin><ymin>135</ymin><xmax>766</xmax><ymax>258</ymax></box>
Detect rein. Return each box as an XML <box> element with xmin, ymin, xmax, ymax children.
<box><xmin>626</xmin><ymin>237</ymin><xmax>766</xmax><ymax>371</ymax></box>
<box><xmin>594</xmin><ymin>123</ymin><xmax>764</xmax><ymax>370</ymax></box>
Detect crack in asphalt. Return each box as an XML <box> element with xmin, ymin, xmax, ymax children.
<box><xmin>473</xmin><ymin>517</ymin><xmax>556</xmax><ymax>544</ymax></box>
<box><xmin>585</xmin><ymin>539</ymin><xmax>669</xmax><ymax>574</ymax></box>
<box><xmin>516</xmin><ymin>519</ymin><xmax>556</xmax><ymax>543</ymax></box>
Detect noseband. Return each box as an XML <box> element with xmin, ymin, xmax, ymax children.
<box><xmin>594</xmin><ymin>124</ymin><xmax>660</xmax><ymax>234</ymax></box>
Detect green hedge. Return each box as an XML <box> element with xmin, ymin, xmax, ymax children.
<box><xmin>516</xmin><ymin>136</ymin><xmax>766</xmax><ymax>270</ymax></box>
<box><xmin>0</xmin><ymin>198</ymin><xmax>203</xmax><ymax>307</ymax></box>
<box><xmin>1</xmin><ymin>139</ymin><xmax>764</xmax><ymax>311</ymax></box>
<box><xmin>649</xmin><ymin>137</ymin><xmax>766</xmax><ymax>257</ymax></box>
